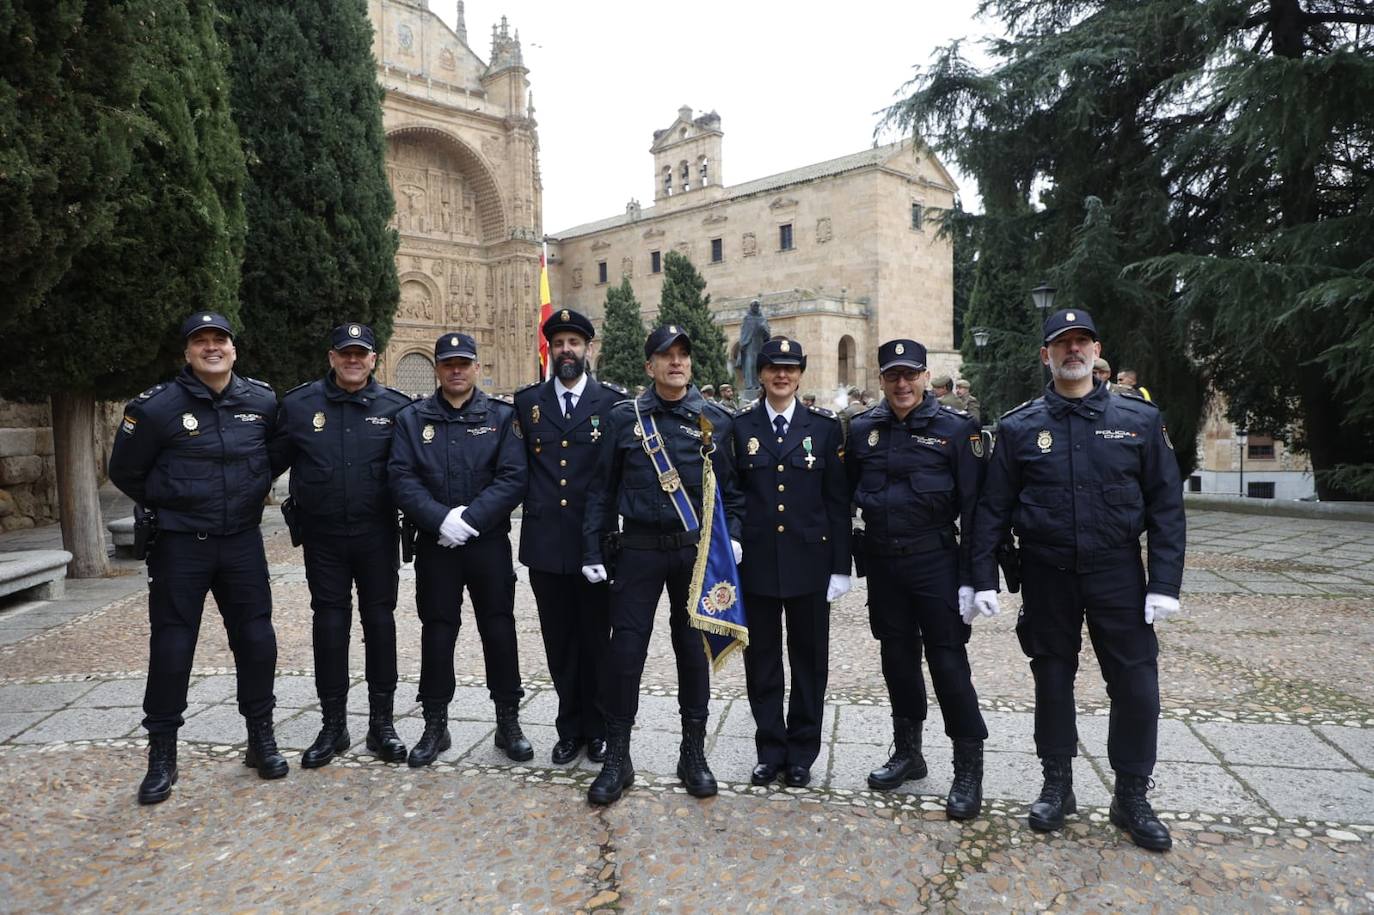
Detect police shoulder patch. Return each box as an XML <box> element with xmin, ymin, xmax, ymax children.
<box><xmin>134</xmin><ymin>383</ymin><xmax>168</xmax><ymax>402</ymax></box>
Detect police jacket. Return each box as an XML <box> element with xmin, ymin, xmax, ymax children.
<box><xmin>846</xmin><ymin>393</ymin><xmax>984</xmax><ymax>585</ymax></box>
<box><xmin>733</xmin><ymin>400</ymin><xmax>850</xmax><ymax>598</ymax></box>
<box><xmin>387</xmin><ymin>388</ymin><xmax>526</xmax><ymax>540</ymax></box>
<box><xmin>970</xmin><ymin>381</ymin><xmax>1185</xmax><ymax>597</ymax></box>
<box><xmin>109</xmin><ymin>366</ymin><xmax>277</xmax><ymax>535</ymax></box>
<box><xmin>582</xmin><ymin>385</ymin><xmax>744</xmax><ymax>565</ymax></box>
<box><xmin>268</xmin><ymin>373</ymin><xmax>413</xmax><ymax>537</ymax></box>
<box><xmin>515</xmin><ymin>375</ymin><xmax>626</xmax><ymax>574</ymax></box>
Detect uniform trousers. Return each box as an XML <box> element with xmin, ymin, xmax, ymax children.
<box><xmin>143</xmin><ymin>528</ymin><xmax>276</xmax><ymax>735</ymax></box>
<box><xmin>529</xmin><ymin>569</ymin><xmax>609</xmax><ymax>741</ymax></box>
<box><xmin>866</xmin><ymin>546</ymin><xmax>987</xmax><ymax>739</ymax></box>
<box><xmin>742</xmin><ymin>591</ymin><xmax>829</xmax><ymax>767</ymax></box>
<box><xmin>414</xmin><ymin>534</ymin><xmax>523</xmax><ymax>706</ymax></box>
<box><xmin>1017</xmin><ymin>554</ymin><xmax>1158</xmax><ymax>775</ymax></box>
<box><xmin>603</xmin><ymin>544</ymin><xmax>710</xmax><ymax>725</ymax></box>
<box><xmin>301</xmin><ymin>526</ymin><xmax>400</xmax><ymax>702</ymax></box>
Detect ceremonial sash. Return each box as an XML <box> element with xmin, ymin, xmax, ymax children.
<box><xmin>635</xmin><ymin>402</ymin><xmax>699</xmax><ymax>531</ymax></box>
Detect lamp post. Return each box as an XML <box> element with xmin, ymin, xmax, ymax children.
<box><xmin>971</xmin><ymin>327</ymin><xmax>990</xmax><ymax>352</ymax></box>
<box><xmin>1030</xmin><ymin>283</ymin><xmax>1056</xmax><ymax>386</ymax></box>
<box><xmin>1237</xmin><ymin>426</ymin><xmax>1248</xmax><ymax>496</ymax></box>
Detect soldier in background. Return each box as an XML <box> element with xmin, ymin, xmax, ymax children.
<box><xmin>954</xmin><ymin>379</ymin><xmax>981</xmax><ymax>424</ymax></box>
<box><xmin>1093</xmin><ymin>357</ymin><xmax>1112</xmax><ymax>386</ymax></box>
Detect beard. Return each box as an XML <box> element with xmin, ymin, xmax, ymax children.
<box><xmin>555</xmin><ymin>353</ymin><xmax>586</xmax><ymax>381</ymax></box>
<box><xmin>1051</xmin><ymin>356</ymin><xmax>1092</xmax><ymax>381</ymax></box>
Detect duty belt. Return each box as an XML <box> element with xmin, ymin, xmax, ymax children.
<box><xmin>1020</xmin><ymin>541</ymin><xmax>1140</xmax><ymax>572</ymax></box>
<box><xmin>864</xmin><ymin>527</ymin><xmax>956</xmax><ymax>556</ymax></box>
<box><xmin>619</xmin><ymin>528</ymin><xmax>701</xmax><ymax>550</ymax></box>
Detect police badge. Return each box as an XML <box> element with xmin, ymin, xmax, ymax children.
<box><xmin>312</xmin><ymin>411</ymin><xmax>326</xmax><ymax>432</ymax></box>
<box><xmin>422</xmin><ymin>423</ymin><xmax>436</xmax><ymax>443</ymax></box>
<box><xmin>181</xmin><ymin>412</ymin><xmax>199</xmax><ymax>432</ymax></box>
<box><xmin>867</xmin><ymin>428</ymin><xmax>880</xmax><ymax>447</ymax></box>
<box><xmin>531</xmin><ymin>405</ymin><xmax>541</xmax><ymax>424</ymax></box>
<box><xmin>747</xmin><ymin>436</ymin><xmax>760</xmax><ymax>455</ymax></box>
<box><xmin>1037</xmin><ymin>430</ymin><xmax>1053</xmax><ymax>453</ymax></box>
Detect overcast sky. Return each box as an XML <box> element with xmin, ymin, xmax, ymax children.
<box><xmin>432</xmin><ymin>1</ymin><xmax>994</xmax><ymax>232</ymax></box>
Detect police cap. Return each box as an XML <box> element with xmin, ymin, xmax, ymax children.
<box><xmin>542</xmin><ymin>307</ymin><xmax>595</xmax><ymax>342</ymax></box>
<box><xmin>331</xmin><ymin>323</ymin><xmax>376</xmax><ymax>352</ymax></box>
<box><xmin>435</xmin><ymin>332</ymin><xmax>478</xmax><ymax>361</ymax></box>
<box><xmin>878</xmin><ymin>339</ymin><xmax>927</xmax><ymax>372</ymax></box>
<box><xmin>181</xmin><ymin>312</ymin><xmax>235</xmax><ymax>340</ymax></box>
<box><xmin>644</xmin><ymin>324</ymin><xmax>691</xmax><ymax>359</ymax></box>
<box><xmin>757</xmin><ymin>336</ymin><xmax>806</xmax><ymax>372</ymax></box>
<box><xmin>1043</xmin><ymin>308</ymin><xmax>1099</xmax><ymax>343</ymax></box>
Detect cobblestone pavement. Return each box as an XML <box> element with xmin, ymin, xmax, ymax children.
<box><xmin>1</xmin><ymin>507</ymin><xmax>1372</xmax><ymax>911</ymax></box>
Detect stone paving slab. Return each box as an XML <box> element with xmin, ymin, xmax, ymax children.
<box><xmin>0</xmin><ymin>710</ymin><xmax>48</xmax><ymax>741</ymax></box>
<box><xmin>1317</xmin><ymin>725</ymin><xmax>1374</xmax><ymax>768</ymax></box>
<box><xmin>1236</xmin><ymin>765</ymin><xmax>1374</xmax><ymax>823</ymax></box>
<box><xmin>0</xmin><ymin>680</ymin><xmax>96</xmax><ymax>711</ymax></box>
<box><xmin>10</xmin><ymin>706</ymin><xmax>145</xmax><ymax>744</ymax></box>
<box><xmin>1149</xmin><ymin>762</ymin><xmax>1268</xmax><ymax>816</ymax></box>
<box><xmin>1194</xmin><ymin>720</ymin><xmax>1358</xmax><ymax>769</ymax></box>
<box><xmin>1078</xmin><ymin>715</ymin><xmax>1221</xmax><ymax>764</ymax></box>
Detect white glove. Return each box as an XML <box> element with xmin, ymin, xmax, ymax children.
<box><xmin>958</xmin><ymin>586</ymin><xmax>976</xmax><ymax>624</ymax></box>
<box><xmin>581</xmin><ymin>564</ymin><xmax>607</xmax><ymax>584</ymax></box>
<box><xmin>972</xmin><ymin>590</ymin><xmax>1000</xmax><ymax>623</ymax></box>
<box><xmin>731</xmin><ymin>539</ymin><xmax>743</xmax><ymax>565</ymax></box>
<box><xmin>1144</xmin><ymin>592</ymin><xmax>1180</xmax><ymax>625</ymax></box>
<box><xmin>455</xmin><ymin>508</ymin><xmax>480</xmax><ymax>542</ymax></box>
<box><xmin>826</xmin><ymin>574</ymin><xmax>852</xmax><ymax>602</ymax></box>
<box><xmin>436</xmin><ymin>531</ymin><xmax>460</xmax><ymax>548</ymax></box>
<box><xmin>439</xmin><ymin>507</ymin><xmax>467</xmax><ymax>546</ymax></box>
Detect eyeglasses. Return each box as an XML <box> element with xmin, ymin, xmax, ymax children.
<box><xmin>881</xmin><ymin>369</ymin><xmax>921</xmax><ymax>383</ymax></box>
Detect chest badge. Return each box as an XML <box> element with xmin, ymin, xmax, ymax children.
<box><xmin>867</xmin><ymin>428</ymin><xmax>880</xmax><ymax>448</ymax></box>
<box><xmin>590</xmin><ymin>415</ymin><xmax>602</xmax><ymax>441</ymax></box>
<box><xmin>747</xmin><ymin>436</ymin><xmax>760</xmax><ymax>456</ymax></box>
<box><xmin>181</xmin><ymin>412</ymin><xmax>199</xmax><ymax>433</ymax></box>
<box><xmin>1037</xmin><ymin>430</ymin><xmax>1053</xmax><ymax>453</ymax></box>
<box><xmin>803</xmin><ymin>435</ymin><xmax>816</xmax><ymax>469</ymax></box>
<box><xmin>633</xmin><ymin>423</ymin><xmax>644</xmax><ymax>440</ymax></box>
<box><xmin>422</xmin><ymin>423</ymin><xmax>436</xmax><ymax>443</ymax></box>
<box><xmin>531</xmin><ymin>404</ymin><xmax>541</xmax><ymax>425</ymax></box>
<box><xmin>312</xmin><ymin>411</ymin><xmax>326</xmax><ymax>432</ymax></box>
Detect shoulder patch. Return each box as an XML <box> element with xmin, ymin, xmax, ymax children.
<box><xmin>807</xmin><ymin>405</ymin><xmax>837</xmax><ymax>419</ymax></box>
<box><xmin>134</xmin><ymin>383</ymin><xmax>169</xmax><ymax>402</ymax></box>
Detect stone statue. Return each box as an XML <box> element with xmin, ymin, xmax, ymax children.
<box><xmin>736</xmin><ymin>299</ymin><xmax>770</xmax><ymax>402</ymax></box>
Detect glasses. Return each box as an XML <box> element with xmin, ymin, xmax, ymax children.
<box><xmin>881</xmin><ymin>369</ymin><xmax>921</xmax><ymax>383</ymax></box>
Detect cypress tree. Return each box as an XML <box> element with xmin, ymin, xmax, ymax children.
<box><xmin>217</xmin><ymin>0</ymin><xmax>398</xmax><ymax>390</ymax></box>
<box><xmin>658</xmin><ymin>251</ymin><xmax>729</xmax><ymax>389</ymax></box>
<box><xmin>598</xmin><ymin>278</ymin><xmax>646</xmax><ymax>388</ymax></box>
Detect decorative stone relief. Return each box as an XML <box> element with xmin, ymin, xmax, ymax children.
<box><xmin>621</xmin><ymin>256</ymin><xmax>633</xmax><ymax>278</ymax></box>
<box><xmin>817</xmin><ymin>217</ymin><xmax>833</xmax><ymax>244</ymax></box>
<box><xmin>742</xmin><ymin>233</ymin><xmax>757</xmax><ymax>257</ymax></box>
<box><xmin>399</xmin><ymin>279</ymin><xmax>434</xmax><ymax>322</ymax></box>
<box><xmin>703</xmin><ymin>212</ymin><xmax>728</xmax><ymax>226</ymax></box>
<box><xmin>439</xmin><ymin>47</ymin><xmax>456</xmax><ymax>70</ymax></box>
<box><xmin>591</xmin><ymin>240</ymin><xmax>611</xmax><ymax>251</ymax></box>
<box><xmin>769</xmin><ymin>196</ymin><xmax>799</xmax><ymax>210</ymax></box>
<box><xmin>482</xmin><ymin>135</ymin><xmax>504</xmax><ymax>159</ymax></box>
<box><xmin>643</xmin><ymin>227</ymin><xmax>665</xmax><ymax>239</ymax></box>
<box><xmin>676</xmin><ymin>241</ymin><xmax>691</xmax><ymax>257</ymax></box>
<box><xmin>572</xmin><ymin>267</ymin><xmax>584</xmax><ymax>288</ymax></box>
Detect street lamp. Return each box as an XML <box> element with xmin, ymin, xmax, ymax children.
<box><xmin>971</xmin><ymin>327</ymin><xmax>990</xmax><ymax>351</ymax></box>
<box><xmin>1237</xmin><ymin>426</ymin><xmax>1248</xmax><ymax>496</ymax></box>
<box><xmin>1030</xmin><ymin>283</ymin><xmax>1056</xmax><ymax>386</ymax></box>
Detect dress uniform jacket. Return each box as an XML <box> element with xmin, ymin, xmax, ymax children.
<box><xmin>269</xmin><ymin>374</ymin><xmax>413</xmax><ymax>535</ymax></box>
<box><xmin>388</xmin><ymin>388</ymin><xmax>527</xmax><ymax>537</ymax></box>
<box><xmin>110</xmin><ymin>366</ymin><xmax>277</xmax><ymax>534</ymax></box>
<box><xmin>970</xmin><ymin>382</ymin><xmax>1184</xmax><ymax>597</ymax></box>
<box><xmin>732</xmin><ymin>402</ymin><xmax>850</xmax><ymax>597</ymax></box>
<box><xmin>515</xmin><ymin>376</ymin><xmax>625</xmax><ymax>574</ymax></box>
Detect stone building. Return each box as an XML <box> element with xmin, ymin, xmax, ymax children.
<box><xmin>368</xmin><ymin>0</ymin><xmax>542</xmax><ymax>394</ymax></box>
<box><xmin>546</xmin><ymin>108</ymin><xmax>959</xmax><ymax>399</ymax></box>
<box><xmin>1190</xmin><ymin>399</ymin><xmax>1315</xmax><ymax>500</ymax></box>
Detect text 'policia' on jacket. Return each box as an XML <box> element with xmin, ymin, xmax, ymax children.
<box><xmin>109</xmin><ymin>366</ymin><xmax>277</xmax><ymax>535</ymax></box>
<box><xmin>582</xmin><ymin>386</ymin><xmax>744</xmax><ymax>565</ymax></box>
<box><xmin>970</xmin><ymin>381</ymin><xmax>1185</xmax><ymax>596</ymax></box>
<box><xmin>267</xmin><ymin>374</ymin><xmax>414</xmax><ymax>536</ymax></box>
<box><xmin>387</xmin><ymin>388</ymin><xmax>527</xmax><ymax>538</ymax></box>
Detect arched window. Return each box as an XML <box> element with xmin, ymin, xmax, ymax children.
<box><xmin>396</xmin><ymin>352</ymin><xmax>435</xmax><ymax>397</ymax></box>
<box><xmin>698</xmin><ymin>155</ymin><xmax>710</xmax><ymax>186</ymax></box>
<box><xmin>680</xmin><ymin>160</ymin><xmax>690</xmax><ymax>192</ymax></box>
<box><xmin>837</xmin><ymin>335</ymin><xmax>856</xmax><ymax>387</ymax></box>
<box><xmin>662</xmin><ymin>166</ymin><xmax>673</xmax><ymax>196</ymax></box>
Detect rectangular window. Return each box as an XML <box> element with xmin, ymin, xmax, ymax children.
<box><xmin>650</xmin><ymin>250</ymin><xmax>661</xmax><ymax>274</ymax></box>
<box><xmin>1247</xmin><ymin>481</ymin><xmax>1276</xmax><ymax>499</ymax></box>
<box><xmin>779</xmin><ymin>223</ymin><xmax>793</xmax><ymax>251</ymax></box>
<box><xmin>597</xmin><ymin>261</ymin><xmax>607</xmax><ymax>285</ymax></box>
<box><xmin>1247</xmin><ymin>436</ymin><xmax>1275</xmax><ymax>460</ymax></box>
<box><xmin>1188</xmin><ymin>475</ymin><xmax>1202</xmax><ymax>492</ymax></box>
<box><xmin>911</xmin><ymin>203</ymin><xmax>925</xmax><ymax>230</ymax></box>
<box><xmin>710</xmin><ymin>238</ymin><xmax>723</xmax><ymax>263</ymax></box>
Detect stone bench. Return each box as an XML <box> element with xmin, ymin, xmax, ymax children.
<box><xmin>0</xmin><ymin>550</ymin><xmax>73</xmax><ymax>600</ymax></box>
<box><xmin>108</xmin><ymin>516</ymin><xmax>137</xmax><ymax>558</ymax></box>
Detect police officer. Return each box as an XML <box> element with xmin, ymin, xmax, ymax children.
<box><xmin>581</xmin><ymin>325</ymin><xmax>744</xmax><ymax>805</ymax></box>
<box><xmin>970</xmin><ymin>308</ymin><xmax>1184</xmax><ymax>850</ymax></box>
<box><xmin>388</xmin><ymin>332</ymin><xmax>531</xmax><ymax>768</ymax></box>
<box><xmin>847</xmin><ymin>339</ymin><xmax>987</xmax><ymax>820</ymax></box>
<box><xmin>514</xmin><ymin>308</ymin><xmax>625</xmax><ymax>765</ymax></box>
<box><xmin>268</xmin><ymin>323</ymin><xmax>413</xmax><ymax>768</ymax></box>
<box><xmin>110</xmin><ymin>312</ymin><xmax>287</xmax><ymax>805</ymax></box>
<box><xmin>732</xmin><ymin>337</ymin><xmax>850</xmax><ymax>788</ymax></box>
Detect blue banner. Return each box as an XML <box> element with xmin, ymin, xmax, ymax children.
<box><xmin>688</xmin><ymin>455</ymin><xmax>748</xmax><ymax>671</ymax></box>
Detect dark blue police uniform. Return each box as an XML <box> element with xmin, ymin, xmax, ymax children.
<box><xmin>268</xmin><ymin>323</ymin><xmax>414</xmax><ymax>765</ymax></box>
<box><xmin>732</xmin><ymin>338</ymin><xmax>849</xmax><ymax>783</ymax></box>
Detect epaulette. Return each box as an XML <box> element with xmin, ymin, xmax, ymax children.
<box><xmin>282</xmin><ymin>380</ymin><xmax>313</xmax><ymax>397</ymax></box>
<box><xmin>382</xmin><ymin>385</ymin><xmax>414</xmax><ymax>401</ymax></box>
<box><xmin>492</xmin><ymin>393</ymin><xmax>515</xmax><ymax>406</ymax></box>
<box><xmin>601</xmin><ymin>380</ymin><xmax>629</xmax><ymax>396</ymax></box>
<box><xmin>1117</xmin><ymin>390</ymin><xmax>1159</xmax><ymax>409</ymax></box>
<box><xmin>1000</xmin><ymin>398</ymin><xmax>1038</xmax><ymax>419</ymax></box>
<box><xmin>807</xmin><ymin>405</ymin><xmax>837</xmax><ymax>419</ymax></box>
<box><xmin>244</xmin><ymin>376</ymin><xmax>274</xmax><ymax>391</ymax></box>
<box><xmin>134</xmin><ymin>383</ymin><xmax>168</xmax><ymax>402</ymax></box>
<box><xmin>514</xmin><ymin>380</ymin><xmax>542</xmax><ymax>396</ymax></box>
<box><xmin>939</xmin><ymin>405</ymin><xmax>969</xmax><ymax>416</ymax></box>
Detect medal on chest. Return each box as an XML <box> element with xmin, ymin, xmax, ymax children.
<box><xmin>590</xmin><ymin>415</ymin><xmax>601</xmax><ymax>441</ymax></box>
<box><xmin>803</xmin><ymin>435</ymin><xmax>816</xmax><ymax>469</ymax></box>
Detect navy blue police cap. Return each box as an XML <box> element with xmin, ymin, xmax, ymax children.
<box><xmin>878</xmin><ymin>339</ymin><xmax>927</xmax><ymax>373</ymax></box>
<box><xmin>542</xmin><ymin>307</ymin><xmax>595</xmax><ymax>342</ymax></box>
<box><xmin>757</xmin><ymin>336</ymin><xmax>807</xmax><ymax>373</ymax></box>
<box><xmin>181</xmin><ymin>312</ymin><xmax>235</xmax><ymax>340</ymax></box>
<box><xmin>644</xmin><ymin>324</ymin><xmax>691</xmax><ymax>359</ymax></box>
<box><xmin>1042</xmin><ymin>308</ymin><xmax>1099</xmax><ymax>343</ymax></box>
<box><xmin>435</xmin><ymin>332</ymin><xmax>478</xmax><ymax>361</ymax></box>
<box><xmin>331</xmin><ymin>323</ymin><xmax>376</xmax><ymax>352</ymax></box>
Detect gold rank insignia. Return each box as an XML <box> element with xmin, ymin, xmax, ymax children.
<box><xmin>747</xmin><ymin>436</ymin><xmax>760</xmax><ymax>455</ymax></box>
<box><xmin>422</xmin><ymin>423</ymin><xmax>436</xmax><ymax>443</ymax></box>
<box><xmin>867</xmin><ymin>428</ymin><xmax>880</xmax><ymax>447</ymax></box>
<box><xmin>181</xmin><ymin>412</ymin><xmax>199</xmax><ymax>432</ymax></box>
<box><xmin>531</xmin><ymin>404</ymin><xmax>541</xmax><ymax>424</ymax></box>
<box><xmin>1037</xmin><ymin>430</ymin><xmax>1053</xmax><ymax>452</ymax></box>
<box><xmin>312</xmin><ymin>411</ymin><xmax>326</xmax><ymax>432</ymax></box>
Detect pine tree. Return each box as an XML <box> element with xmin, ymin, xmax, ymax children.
<box><xmin>658</xmin><ymin>251</ymin><xmax>729</xmax><ymax>389</ymax></box>
<box><xmin>598</xmin><ymin>278</ymin><xmax>646</xmax><ymax>388</ymax></box>
<box><xmin>217</xmin><ymin>0</ymin><xmax>398</xmax><ymax>390</ymax></box>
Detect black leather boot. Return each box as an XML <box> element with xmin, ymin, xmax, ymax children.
<box><xmin>1110</xmin><ymin>773</ymin><xmax>1172</xmax><ymax>851</ymax></box>
<box><xmin>407</xmin><ymin>702</ymin><xmax>451</xmax><ymax>768</ymax></box>
<box><xmin>138</xmin><ymin>734</ymin><xmax>178</xmax><ymax>805</ymax></box>
<box><xmin>365</xmin><ymin>691</ymin><xmax>407</xmax><ymax>763</ymax></box>
<box><xmin>494</xmin><ymin>702</ymin><xmax>534</xmax><ymax>761</ymax></box>
<box><xmin>676</xmin><ymin>717</ymin><xmax>718</xmax><ymax>798</ymax></box>
<box><xmin>946</xmin><ymin>738</ymin><xmax>984</xmax><ymax>820</ymax></box>
<box><xmin>587</xmin><ymin>721</ymin><xmax>634</xmax><ymax>805</ymax></box>
<box><xmin>301</xmin><ymin>699</ymin><xmax>350</xmax><ymax>769</ymax></box>
<box><xmin>867</xmin><ymin>717</ymin><xmax>928</xmax><ymax>790</ymax></box>
<box><xmin>244</xmin><ymin>716</ymin><xmax>289</xmax><ymax>779</ymax></box>
<box><xmin>1028</xmin><ymin>755</ymin><xmax>1076</xmax><ymax>831</ymax></box>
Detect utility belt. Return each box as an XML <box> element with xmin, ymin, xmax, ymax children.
<box><xmin>619</xmin><ymin>524</ymin><xmax>701</xmax><ymax>551</ymax></box>
<box><xmin>1020</xmin><ymin>541</ymin><xmax>1139</xmax><ymax>572</ymax></box>
<box><xmin>862</xmin><ymin>527</ymin><xmax>957</xmax><ymax>557</ymax></box>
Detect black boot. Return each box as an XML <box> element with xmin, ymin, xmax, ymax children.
<box><xmin>676</xmin><ymin>717</ymin><xmax>718</xmax><ymax>798</ymax></box>
<box><xmin>867</xmin><ymin>717</ymin><xmax>928</xmax><ymax>790</ymax></box>
<box><xmin>946</xmin><ymin>738</ymin><xmax>984</xmax><ymax>820</ymax></box>
<box><xmin>494</xmin><ymin>702</ymin><xmax>534</xmax><ymax>761</ymax></box>
<box><xmin>1110</xmin><ymin>773</ymin><xmax>1172</xmax><ymax>851</ymax></box>
<box><xmin>365</xmin><ymin>691</ymin><xmax>408</xmax><ymax>763</ymax></box>
<box><xmin>587</xmin><ymin>721</ymin><xmax>634</xmax><ymax>805</ymax></box>
<box><xmin>244</xmin><ymin>716</ymin><xmax>289</xmax><ymax>779</ymax></box>
<box><xmin>408</xmin><ymin>702</ymin><xmax>451</xmax><ymax>768</ymax></box>
<box><xmin>138</xmin><ymin>734</ymin><xmax>178</xmax><ymax>805</ymax></box>
<box><xmin>1028</xmin><ymin>755</ymin><xmax>1076</xmax><ymax>831</ymax></box>
<box><xmin>301</xmin><ymin>699</ymin><xmax>350</xmax><ymax>769</ymax></box>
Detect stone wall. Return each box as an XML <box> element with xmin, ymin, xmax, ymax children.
<box><xmin>0</xmin><ymin>399</ymin><xmax>122</xmax><ymax>530</ymax></box>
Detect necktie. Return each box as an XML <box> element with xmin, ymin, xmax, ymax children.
<box><xmin>563</xmin><ymin>391</ymin><xmax>575</xmax><ymax>419</ymax></box>
<box><xmin>773</xmin><ymin>414</ymin><xmax>787</xmax><ymax>440</ymax></box>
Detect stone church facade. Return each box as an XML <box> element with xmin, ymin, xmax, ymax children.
<box><xmin>368</xmin><ymin>0</ymin><xmax>542</xmax><ymax>394</ymax></box>
<box><xmin>546</xmin><ymin>108</ymin><xmax>959</xmax><ymax>399</ymax></box>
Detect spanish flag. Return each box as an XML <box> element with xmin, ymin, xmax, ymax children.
<box><xmin>537</xmin><ymin>242</ymin><xmax>553</xmax><ymax>380</ymax></box>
